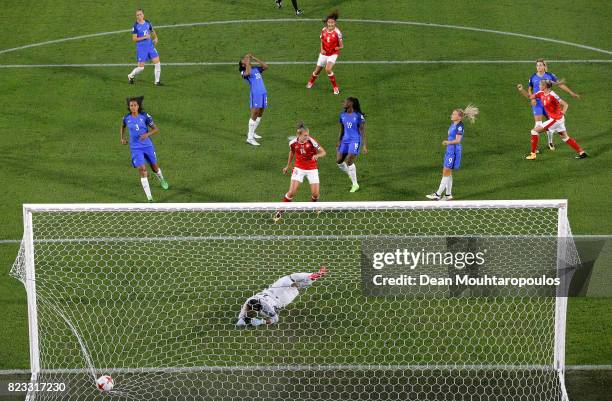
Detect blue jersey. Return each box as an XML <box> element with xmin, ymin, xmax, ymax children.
<box><xmin>132</xmin><ymin>20</ymin><xmax>154</xmax><ymax>49</ymax></box>
<box><xmin>446</xmin><ymin>121</ymin><xmax>464</xmax><ymax>152</ymax></box>
<box><xmin>339</xmin><ymin>112</ymin><xmax>365</xmax><ymax>143</ymax></box>
<box><xmin>529</xmin><ymin>72</ymin><xmax>558</xmax><ymax>94</ymax></box>
<box><xmin>123</xmin><ymin>112</ymin><xmax>155</xmax><ymax>150</ymax></box>
<box><xmin>242</xmin><ymin>66</ymin><xmax>267</xmax><ymax>95</ymax></box>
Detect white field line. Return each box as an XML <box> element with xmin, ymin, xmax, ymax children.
<box><xmin>0</xmin><ymin>60</ymin><xmax>611</xmax><ymax>68</ymax></box>
<box><xmin>0</xmin><ymin>18</ymin><xmax>610</xmax><ymax>57</ymax></box>
<box><xmin>0</xmin><ymin>365</ymin><xmax>610</xmax><ymax>376</ymax></box>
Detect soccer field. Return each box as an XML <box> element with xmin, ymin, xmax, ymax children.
<box><xmin>0</xmin><ymin>1</ymin><xmax>610</xmax><ymax>400</ymax></box>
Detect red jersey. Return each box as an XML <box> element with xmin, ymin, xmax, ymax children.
<box><xmin>290</xmin><ymin>136</ymin><xmax>321</xmax><ymax>170</ymax></box>
<box><xmin>320</xmin><ymin>27</ymin><xmax>343</xmax><ymax>56</ymax></box>
<box><xmin>535</xmin><ymin>90</ymin><xmax>564</xmax><ymax>120</ymax></box>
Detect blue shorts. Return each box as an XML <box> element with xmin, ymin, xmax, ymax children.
<box><xmin>531</xmin><ymin>98</ymin><xmax>547</xmax><ymax>117</ymax></box>
<box><xmin>131</xmin><ymin>146</ymin><xmax>157</xmax><ymax>168</ymax></box>
<box><xmin>337</xmin><ymin>141</ymin><xmax>361</xmax><ymax>155</ymax></box>
<box><xmin>250</xmin><ymin>92</ymin><xmax>267</xmax><ymax>109</ymax></box>
<box><xmin>443</xmin><ymin>150</ymin><xmax>461</xmax><ymax>169</ymax></box>
<box><xmin>136</xmin><ymin>46</ymin><xmax>159</xmax><ymax>63</ymax></box>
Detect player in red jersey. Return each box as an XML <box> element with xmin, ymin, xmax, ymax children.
<box><xmin>277</xmin><ymin>122</ymin><xmax>326</xmax><ymax>207</ymax></box>
<box><xmin>306</xmin><ymin>10</ymin><xmax>343</xmax><ymax>95</ymax></box>
<box><xmin>517</xmin><ymin>80</ymin><xmax>587</xmax><ymax>160</ymax></box>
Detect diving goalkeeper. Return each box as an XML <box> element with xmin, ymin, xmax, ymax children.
<box><xmin>236</xmin><ymin>267</ymin><xmax>328</xmax><ymax>327</ymax></box>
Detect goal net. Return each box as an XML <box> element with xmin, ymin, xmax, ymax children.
<box><xmin>10</xmin><ymin>201</ymin><xmax>576</xmax><ymax>401</ymax></box>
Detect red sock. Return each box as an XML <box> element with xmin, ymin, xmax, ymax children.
<box><xmin>311</xmin><ymin>196</ymin><xmax>318</xmax><ymax>202</ymax></box>
<box><xmin>328</xmin><ymin>73</ymin><xmax>338</xmax><ymax>89</ymax></box>
<box><xmin>308</xmin><ymin>74</ymin><xmax>318</xmax><ymax>85</ymax></box>
<box><xmin>283</xmin><ymin>194</ymin><xmax>293</xmax><ymax>202</ymax></box>
<box><xmin>530</xmin><ymin>134</ymin><xmax>539</xmax><ymax>153</ymax></box>
<box><xmin>565</xmin><ymin>138</ymin><xmax>583</xmax><ymax>153</ymax></box>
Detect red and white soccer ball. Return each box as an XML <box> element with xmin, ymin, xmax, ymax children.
<box><xmin>96</xmin><ymin>375</ymin><xmax>114</xmax><ymax>392</ymax></box>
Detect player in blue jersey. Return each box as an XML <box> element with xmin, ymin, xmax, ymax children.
<box><xmin>120</xmin><ymin>96</ymin><xmax>169</xmax><ymax>202</ymax></box>
<box><xmin>127</xmin><ymin>9</ymin><xmax>162</xmax><ymax>86</ymax></box>
<box><xmin>336</xmin><ymin>97</ymin><xmax>367</xmax><ymax>192</ymax></box>
<box><xmin>239</xmin><ymin>53</ymin><xmax>269</xmax><ymax>146</ymax></box>
<box><xmin>426</xmin><ymin>105</ymin><xmax>478</xmax><ymax>201</ymax></box>
<box><xmin>527</xmin><ymin>59</ymin><xmax>580</xmax><ymax>150</ymax></box>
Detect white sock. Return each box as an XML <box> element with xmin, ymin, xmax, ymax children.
<box><xmin>436</xmin><ymin>176</ymin><xmax>449</xmax><ymax>196</ymax></box>
<box><xmin>446</xmin><ymin>176</ymin><xmax>453</xmax><ymax>196</ymax></box>
<box><xmin>129</xmin><ymin>66</ymin><xmax>144</xmax><ymax>78</ymax></box>
<box><xmin>347</xmin><ymin>164</ymin><xmax>358</xmax><ymax>185</ymax></box>
<box><xmin>247</xmin><ymin>119</ymin><xmax>257</xmax><ymax>140</ymax></box>
<box><xmin>337</xmin><ymin>162</ymin><xmax>348</xmax><ymax>172</ymax></box>
<box><xmin>140</xmin><ymin>177</ymin><xmax>152</xmax><ymax>200</ymax></box>
<box><xmin>155</xmin><ymin>168</ymin><xmax>164</xmax><ymax>180</ymax></box>
<box><xmin>154</xmin><ymin>63</ymin><xmax>161</xmax><ymax>83</ymax></box>
<box><xmin>546</xmin><ymin>131</ymin><xmax>554</xmax><ymax>145</ymax></box>
<box><xmin>254</xmin><ymin>117</ymin><xmax>262</xmax><ymax>130</ymax></box>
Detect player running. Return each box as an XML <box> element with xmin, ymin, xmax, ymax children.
<box><xmin>275</xmin><ymin>0</ymin><xmax>302</xmax><ymax>16</ymax></box>
<box><xmin>517</xmin><ymin>80</ymin><xmax>587</xmax><ymax>160</ymax></box>
<box><xmin>527</xmin><ymin>59</ymin><xmax>580</xmax><ymax>150</ymax></box>
<box><xmin>236</xmin><ymin>267</ymin><xmax>328</xmax><ymax>327</ymax></box>
<box><xmin>337</xmin><ymin>97</ymin><xmax>367</xmax><ymax>192</ymax></box>
<box><xmin>120</xmin><ymin>96</ymin><xmax>169</xmax><ymax>202</ymax></box>
<box><xmin>426</xmin><ymin>105</ymin><xmax>479</xmax><ymax>201</ymax></box>
<box><xmin>306</xmin><ymin>11</ymin><xmax>343</xmax><ymax>95</ymax></box>
<box><xmin>239</xmin><ymin>53</ymin><xmax>269</xmax><ymax>146</ymax></box>
<box><xmin>127</xmin><ymin>9</ymin><xmax>162</xmax><ymax>86</ymax></box>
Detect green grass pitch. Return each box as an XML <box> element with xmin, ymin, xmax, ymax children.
<box><xmin>0</xmin><ymin>0</ymin><xmax>610</xmax><ymax>399</ymax></box>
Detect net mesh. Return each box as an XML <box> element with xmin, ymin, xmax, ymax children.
<box><xmin>10</xmin><ymin>203</ymin><xmax>573</xmax><ymax>401</ymax></box>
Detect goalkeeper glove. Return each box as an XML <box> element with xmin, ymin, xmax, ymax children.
<box><xmin>250</xmin><ymin>318</ymin><xmax>265</xmax><ymax>327</ymax></box>
<box><xmin>236</xmin><ymin>318</ymin><xmax>246</xmax><ymax>327</ymax></box>
<box><xmin>310</xmin><ymin>266</ymin><xmax>328</xmax><ymax>281</ymax></box>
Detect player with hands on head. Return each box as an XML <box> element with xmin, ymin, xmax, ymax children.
<box><xmin>236</xmin><ymin>267</ymin><xmax>328</xmax><ymax>327</ymax></box>
<box><xmin>239</xmin><ymin>53</ymin><xmax>269</xmax><ymax>146</ymax></box>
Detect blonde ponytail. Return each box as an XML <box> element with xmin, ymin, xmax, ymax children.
<box><xmin>457</xmin><ymin>104</ymin><xmax>479</xmax><ymax>124</ymax></box>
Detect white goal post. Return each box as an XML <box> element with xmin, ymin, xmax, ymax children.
<box><xmin>11</xmin><ymin>200</ymin><xmax>574</xmax><ymax>401</ymax></box>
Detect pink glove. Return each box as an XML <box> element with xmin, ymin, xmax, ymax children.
<box><xmin>310</xmin><ymin>267</ymin><xmax>328</xmax><ymax>281</ymax></box>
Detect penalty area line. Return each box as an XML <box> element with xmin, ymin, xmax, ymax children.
<box><xmin>0</xmin><ymin>60</ymin><xmax>611</xmax><ymax>68</ymax></box>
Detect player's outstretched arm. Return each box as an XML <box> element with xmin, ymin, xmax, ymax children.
<box><xmin>557</xmin><ymin>82</ymin><xmax>580</xmax><ymax>99</ymax></box>
<box><xmin>290</xmin><ymin>267</ymin><xmax>328</xmax><ymax>289</ymax></box>
<box><xmin>516</xmin><ymin>84</ymin><xmax>532</xmax><ymax>99</ymax></box>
